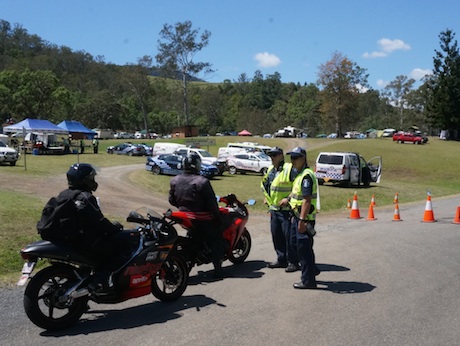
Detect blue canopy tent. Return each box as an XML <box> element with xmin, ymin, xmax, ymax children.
<box><xmin>57</xmin><ymin>120</ymin><xmax>96</xmax><ymax>140</ymax></box>
<box><xmin>3</xmin><ymin>118</ymin><xmax>69</xmax><ymax>135</ymax></box>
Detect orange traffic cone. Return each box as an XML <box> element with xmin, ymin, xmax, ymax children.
<box><xmin>366</xmin><ymin>203</ymin><xmax>377</xmax><ymax>221</ymax></box>
<box><xmin>392</xmin><ymin>203</ymin><xmax>402</xmax><ymax>221</ymax></box>
<box><xmin>452</xmin><ymin>206</ymin><xmax>460</xmax><ymax>224</ymax></box>
<box><xmin>349</xmin><ymin>193</ymin><xmax>361</xmax><ymax>219</ymax></box>
<box><xmin>422</xmin><ymin>194</ymin><xmax>436</xmax><ymax>223</ymax></box>
<box><xmin>347</xmin><ymin>198</ymin><xmax>351</xmax><ymax>209</ymax></box>
<box><xmin>370</xmin><ymin>194</ymin><xmax>376</xmax><ymax>206</ymax></box>
<box><xmin>393</xmin><ymin>192</ymin><xmax>399</xmax><ymax>204</ymax></box>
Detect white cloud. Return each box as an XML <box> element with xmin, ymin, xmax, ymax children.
<box><xmin>363</xmin><ymin>38</ymin><xmax>411</xmax><ymax>59</ymax></box>
<box><xmin>410</xmin><ymin>68</ymin><xmax>432</xmax><ymax>80</ymax></box>
<box><xmin>377</xmin><ymin>79</ymin><xmax>389</xmax><ymax>88</ymax></box>
<box><xmin>254</xmin><ymin>52</ymin><xmax>281</xmax><ymax>68</ymax></box>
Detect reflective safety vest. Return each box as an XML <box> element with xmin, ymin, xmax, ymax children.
<box><xmin>289</xmin><ymin>168</ymin><xmax>318</xmax><ymax>220</ymax></box>
<box><xmin>260</xmin><ymin>162</ymin><xmax>293</xmax><ymax>211</ymax></box>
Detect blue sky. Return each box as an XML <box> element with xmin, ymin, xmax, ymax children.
<box><xmin>1</xmin><ymin>1</ymin><xmax>459</xmax><ymax>90</ymax></box>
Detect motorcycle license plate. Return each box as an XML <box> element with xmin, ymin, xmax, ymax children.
<box><xmin>17</xmin><ymin>262</ymin><xmax>36</xmax><ymax>286</ymax></box>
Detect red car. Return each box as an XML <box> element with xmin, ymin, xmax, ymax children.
<box><xmin>392</xmin><ymin>132</ymin><xmax>424</xmax><ymax>144</ymax></box>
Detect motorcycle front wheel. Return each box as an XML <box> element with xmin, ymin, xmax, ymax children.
<box><xmin>151</xmin><ymin>255</ymin><xmax>188</xmax><ymax>302</ymax></box>
<box><xmin>228</xmin><ymin>228</ymin><xmax>251</xmax><ymax>264</ymax></box>
<box><xmin>23</xmin><ymin>265</ymin><xmax>88</xmax><ymax>330</ymax></box>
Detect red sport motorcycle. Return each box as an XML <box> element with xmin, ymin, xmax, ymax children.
<box><xmin>17</xmin><ymin>208</ymin><xmax>189</xmax><ymax>331</ymax></box>
<box><xmin>167</xmin><ymin>194</ymin><xmax>255</xmax><ymax>273</ymax></box>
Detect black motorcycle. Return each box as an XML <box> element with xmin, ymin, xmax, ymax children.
<box><xmin>18</xmin><ymin>208</ymin><xmax>188</xmax><ymax>330</ymax></box>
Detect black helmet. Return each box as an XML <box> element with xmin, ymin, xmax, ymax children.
<box><xmin>182</xmin><ymin>152</ymin><xmax>201</xmax><ymax>174</ymax></box>
<box><xmin>66</xmin><ymin>163</ymin><xmax>98</xmax><ymax>191</ymax></box>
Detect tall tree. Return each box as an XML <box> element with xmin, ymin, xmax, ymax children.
<box><xmin>122</xmin><ymin>56</ymin><xmax>153</xmax><ymax>135</ymax></box>
<box><xmin>155</xmin><ymin>20</ymin><xmax>213</xmax><ymax>126</ymax></box>
<box><xmin>317</xmin><ymin>51</ymin><xmax>369</xmax><ymax>135</ymax></box>
<box><xmin>426</xmin><ymin>29</ymin><xmax>460</xmax><ymax>138</ymax></box>
<box><xmin>383</xmin><ymin>75</ymin><xmax>415</xmax><ymax>129</ymax></box>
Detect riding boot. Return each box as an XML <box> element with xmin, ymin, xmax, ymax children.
<box><xmin>212</xmin><ymin>260</ymin><xmax>224</xmax><ymax>279</ymax></box>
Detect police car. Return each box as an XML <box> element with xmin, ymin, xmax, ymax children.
<box><xmin>226</xmin><ymin>152</ymin><xmax>272</xmax><ymax>175</ymax></box>
<box><xmin>314</xmin><ymin>152</ymin><xmax>382</xmax><ymax>187</ymax></box>
<box><xmin>145</xmin><ymin>154</ymin><xmax>218</xmax><ymax>178</ymax></box>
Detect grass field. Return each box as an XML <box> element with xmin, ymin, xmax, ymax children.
<box><xmin>1</xmin><ymin>136</ymin><xmax>459</xmax><ymax>283</ymax></box>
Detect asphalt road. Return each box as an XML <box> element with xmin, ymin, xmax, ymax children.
<box><xmin>2</xmin><ymin>170</ymin><xmax>460</xmax><ymax>345</ymax></box>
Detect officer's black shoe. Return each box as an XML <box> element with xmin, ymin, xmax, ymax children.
<box><xmin>267</xmin><ymin>261</ymin><xmax>287</xmax><ymax>269</ymax></box>
<box><xmin>285</xmin><ymin>263</ymin><xmax>300</xmax><ymax>272</ymax></box>
<box><xmin>293</xmin><ymin>281</ymin><xmax>317</xmax><ymax>289</ymax></box>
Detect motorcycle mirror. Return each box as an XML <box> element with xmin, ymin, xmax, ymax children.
<box><xmin>126</xmin><ymin>211</ymin><xmax>149</xmax><ymax>224</ymax></box>
<box><xmin>247</xmin><ymin>199</ymin><xmax>256</xmax><ymax>206</ymax></box>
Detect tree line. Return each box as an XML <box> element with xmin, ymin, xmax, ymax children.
<box><xmin>0</xmin><ymin>19</ymin><xmax>459</xmax><ymax>139</ymax></box>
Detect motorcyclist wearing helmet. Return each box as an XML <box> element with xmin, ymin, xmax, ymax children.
<box><xmin>61</xmin><ymin>163</ymin><xmax>131</xmax><ymax>290</ymax></box>
<box><xmin>169</xmin><ymin>152</ymin><xmax>225</xmax><ymax>278</ymax></box>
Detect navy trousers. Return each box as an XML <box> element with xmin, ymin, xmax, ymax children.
<box><xmin>269</xmin><ymin>210</ymin><xmax>292</xmax><ymax>265</ymax></box>
<box><xmin>293</xmin><ymin>218</ymin><xmax>316</xmax><ymax>283</ymax></box>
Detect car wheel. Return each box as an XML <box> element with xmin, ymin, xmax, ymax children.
<box><xmin>397</xmin><ymin>140</ymin><xmax>402</xmax><ymax>144</ymax></box>
<box><xmin>228</xmin><ymin>166</ymin><xmax>237</xmax><ymax>175</ymax></box>
<box><xmin>260</xmin><ymin>167</ymin><xmax>268</xmax><ymax>175</ymax></box>
<box><xmin>152</xmin><ymin>166</ymin><xmax>161</xmax><ymax>175</ymax></box>
<box><xmin>128</xmin><ymin>151</ymin><xmax>134</xmax><ymax>156</ymax></box>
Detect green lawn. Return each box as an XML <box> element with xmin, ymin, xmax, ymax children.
<box><xmin>1</xmin><ymin>136</ymin><xmax>459</xmax><ymax>284</ymax></box>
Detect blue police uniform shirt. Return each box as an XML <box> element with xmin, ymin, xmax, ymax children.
<box><xmin>301</xmin><ymin>174</ymin><xmax>313</xmax><ymax>197</ymax></box>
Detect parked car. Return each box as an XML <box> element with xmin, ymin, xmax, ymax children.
<box><xmin>113</xmin><ymin>132</ymin><xmax>133</xmax><ymax>139</ymax></box>
<box><xmin>392</xmin><ymin>132</ymin><xmax>424</xmax><ymax>144</ymax></box>
<box><xmin>106</xmin><ymin>143</ymin><xmax>146</xmax><ymax>156</ymax></box>
<box><xmin>226</xmin><ymin>152</ymin><xmax>271</xmax><ymax>175</ymax></box>
<box><xmin>315</xmin><ymin>152</ymin><xmax>382</xmax><ymax>187</ymax></box>
<box><xmin>381</xmin><ymin>128</ymin><xmax>397</xmax><ymax>137</ymax></box>
<box><xmin>139</xmin><ymin>143</ymin><xmax>153</xmax><ymax>156</ymax></box>
<box><xmin>175</xmin><ymin>147</ymin><xmax>226</xmax><ymax>175</ymax></box>
<box><xmin>145</xmin><ymin>154</ymin><xmax>218</xmax><ymax>178</ymax></box>
<box><xmin>0</xmin><ymin>140</ymin><xmax>19</xmax><ymax>166</ymax></box>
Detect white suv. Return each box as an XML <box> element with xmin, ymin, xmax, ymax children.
<box><xmin>0</xmin><ymin>140</ymin><xmax>19</xmax><ymax>166</ymax></box>
<box><xmin>315</xmin><ymin>152</ymin><xmax>382</xmax><ymax>187</ymax></box>
<box><xmin>226</xmin><ymin>152</ymin><xmax>271</xmax><ymax>175</ymax></box>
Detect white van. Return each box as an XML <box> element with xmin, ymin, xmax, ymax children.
<box><xmin>152</xmin><ymin>142</ymin><xmax>186</xmax><ymax>155</ymax></box>
<box><xmin>315</xmin><ymin>152</ymin><xmax>382</xmax><ymax>187</ymax></box>
<box><xmin>227</xmin><ymin>142</ymin><xmax>272</xmax><ymax>154</ymax></box>
<box><xmin>217</xmin><ymin>146</ymin><xmax>247</xmax><ymax>160</ymax></box>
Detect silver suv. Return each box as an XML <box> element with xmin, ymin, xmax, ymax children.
<box><xmin>0</xmin><ymin>140</ymin><xmax>19</xmax><ymax>166</ymax></box>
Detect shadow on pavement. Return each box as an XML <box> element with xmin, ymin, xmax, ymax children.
<box><xmin>40</xmin><ymin>294</ymin><xmax>217</xmax><ymax>337</ymax></box>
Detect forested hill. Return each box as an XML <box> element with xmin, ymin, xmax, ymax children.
<box><xmin>1</xmin><ymin>19</ymin><xmax>458</xmax><ymax>138</ymax></box>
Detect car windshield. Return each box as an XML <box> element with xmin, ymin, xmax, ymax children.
<box><xmin>318</xmin><ymin>155</ymin><xmax>343</xmax><ymax>165</ymax></box>
<box><xmin>198</xmin><ymin>150</ymin><xmax>213</xmax><ymax>157</ymax></box>
<box><xmin>255</xmin><ymin>153</ymin><xmax>270</xmax><ymax>161</ymax></box>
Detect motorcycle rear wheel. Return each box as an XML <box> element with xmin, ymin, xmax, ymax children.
<box><xmin>23</xmin><ymin>265</ymin><xmax>88</xmax><ymax>330</ymax></box>
<box><xmin>151</xmin><ymin>255</ymin><xmax>188</xmax><ymax>302</ymax></box>
<box><xmin>228</xmin><ymin>229</ymin><xmax>251</xmax><ymax>264</ymax></box>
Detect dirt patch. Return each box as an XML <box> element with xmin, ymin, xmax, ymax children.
<box><xmin>1</xmin><ymin>164</ymin><xmax>170</xmax><ymax>218</ymax></box>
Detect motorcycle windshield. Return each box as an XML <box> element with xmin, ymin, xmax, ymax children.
<box><xmin>134</xmin><ymin>206</ymin><xmax>163</xmax><ymax>220</ymax></box>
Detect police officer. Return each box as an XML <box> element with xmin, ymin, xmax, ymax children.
<box><xmin>261</xmin><ymin>147</ymin><xmax>298</xmax><ymax>271</ymax></box>
<box><xmin>169</xmin><ymin>152</ymin><xmax>225</xmax><ymax>278</ymax></box>
<box><xmin>282</xmin><ymin>147</ymin><xmax>320</xmax><ymax>289</ymax></box>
